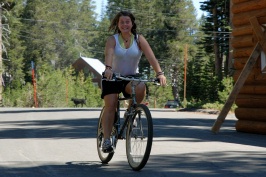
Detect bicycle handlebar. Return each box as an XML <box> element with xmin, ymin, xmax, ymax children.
<box><xmin>102</xmin><ymin>72</ymin><xmax>160</xmax><ymax>85</ymax></box>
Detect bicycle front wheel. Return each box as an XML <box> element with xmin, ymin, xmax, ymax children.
<box><xmin>126</xmin><ymin>104</ymin><xmax>153</xmax><ymax>171</ymax></box>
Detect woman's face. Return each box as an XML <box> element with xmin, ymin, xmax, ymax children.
<box><xmin>118</xmin><ymin>16</ymin><xmax>132</xmax><ymax>33</ymax></box>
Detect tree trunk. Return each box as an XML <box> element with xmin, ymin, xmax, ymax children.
<box><xmin>213</xmin><ymin>7</ymin><xmax>222</xmax><ymax>79</ymax></box>
<box><xmin>0</xmin><ymin>7</ymin><xmax>2</xmax><ymax>107</ymax></box>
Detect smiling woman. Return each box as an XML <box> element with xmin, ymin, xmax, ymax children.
<box><xmin>100</xmin><ymin>10</ymin><xmax>166</xmax><ymax>153</ymax></box>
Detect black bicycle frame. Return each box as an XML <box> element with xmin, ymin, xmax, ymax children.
<box><xmin>115</xmin><ymin>80</ymin><xmax>142</xmax><ymax>139</ymax></box>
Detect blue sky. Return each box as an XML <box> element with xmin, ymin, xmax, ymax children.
<box><xmin>94</xmin><ymin>0</ymin><xmax>204</xmax><ymax>19</ymax></box>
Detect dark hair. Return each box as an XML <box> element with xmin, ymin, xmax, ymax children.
<box><xmin>109</xmin><ymin>11</ymin><xmax>137</xmax><ymax>40</ymax></box>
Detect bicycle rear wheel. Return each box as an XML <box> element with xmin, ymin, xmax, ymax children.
<box><xmin>126</xmin><ymin>104</ymin><xmax>153</xmax><ymax>171</ymax></box>
<box><xmin>96</xmin><ymin>107</ymin><xmax>116</xmax><ymax>163</ymax></box>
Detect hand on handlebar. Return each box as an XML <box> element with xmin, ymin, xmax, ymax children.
<box><xmin>103</xmin><ymin>69</ymin><xmax>113</xmax><ymax>81</ymax></box>
<box><xmin>157</xmin><ymin>74</ymin><xmax>167</xmax><ymax>86</ymax></box>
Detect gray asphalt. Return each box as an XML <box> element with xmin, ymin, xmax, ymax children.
<box><xmin>0</xmin><ymin>108</ymin><xmax>265</xmax><ymax>177</ymax></box>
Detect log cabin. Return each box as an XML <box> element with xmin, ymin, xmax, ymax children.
<box><xmin>231</xmin><ymin>0</ymin><xmax>266</xmax><ymax>134</ymax></box>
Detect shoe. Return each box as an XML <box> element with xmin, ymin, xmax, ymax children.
<box><xmin>102</xmin><ymin>139</ymin><xmax>113</xmax><ymax>153</ymax></box>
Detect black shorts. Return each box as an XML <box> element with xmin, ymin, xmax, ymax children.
<box><xmin>101</xmin><ymin>80</ymin><xmax>131</xmax><ymax>99</ymax></box>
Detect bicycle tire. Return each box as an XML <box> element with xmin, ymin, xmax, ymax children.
<box><xmin>126</xmin><ymin>104</ymin><xmax>153</xmax><ymax>171</ymax></box>
<box><xmin>96</xmin><ymin>107</ymin><xmax>116</xmax><ymax>163</ymax></box>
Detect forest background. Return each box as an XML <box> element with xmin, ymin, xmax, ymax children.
<box><xmin>0</xmin><ymin>0</ymin><xmax>234</xmax><ymax>110</ymax></box>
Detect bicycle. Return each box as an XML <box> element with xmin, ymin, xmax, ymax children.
<box><xmin>96</xmin><ymin>73</ymin><xmax>159</xmax><ymax>171</ymax></box>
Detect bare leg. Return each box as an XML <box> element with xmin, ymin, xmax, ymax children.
<box><xmin>102</xmin><ymin>94</ymin><xmax>118</xmax><ymax>139</ymax></box>
<box><xmin>125</xmin><ymin>81</ymin><xmax>146</xmax><ymax>106</ymax></box>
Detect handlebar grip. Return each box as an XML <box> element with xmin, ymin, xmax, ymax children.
<box><xmin>153</xmin><ymin>78</ymin><xmax>161</xmax><ymax>85</ymax></box>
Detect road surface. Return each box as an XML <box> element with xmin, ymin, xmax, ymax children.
<box><xmin>0</xmin><ymin>108</ymin><xmax>265</xmax><ymax>177</ymax></box>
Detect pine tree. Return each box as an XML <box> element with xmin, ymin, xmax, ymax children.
<box><xmin>1</xmin><ymin>0</ymin><xmax>25</xmax><ymax>106</ymax></box>
<box><xmin>200</xmin><ymin>0</ymin><xmax>230</xmax><ymax>80</ymax></box>
<box><xmin>21</xmin><ymin>0</ymin><xmax>98</xmax><ymax>80</ymax></box>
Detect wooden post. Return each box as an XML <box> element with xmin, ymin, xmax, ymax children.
<box><xmin>31</xmin><ymin>61</ymin><xmax>38</xmax><ymax>108</ymax></box>
<box><xmin>211</xmin><ymin>42</ymin><xmax>262</xmax><ymax>133</ymax></box>
<box><xmin>250</xmin><ymin>16</ymin><xmax>266</xmax><ymax>54</ymax></box>
<box><xmin>0</xmin><ymin>6</ymin><xmax>2</xmax><ymax>107</ymax></box>
<box><xmin>183</xmin><ymin>44</ymin><xmax>188</xmax><ymax>107</ymax></box>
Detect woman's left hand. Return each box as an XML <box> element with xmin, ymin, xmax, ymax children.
<box><xmin>157</xmin><ymin>75</ymin><xmax>167</xmax><ymax>86</ymax></box>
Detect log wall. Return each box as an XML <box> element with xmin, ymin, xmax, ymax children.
<box><xmin>231</xmin><ymin>0</ymin><xmax>266</xmax><ymax>134</ymax></box>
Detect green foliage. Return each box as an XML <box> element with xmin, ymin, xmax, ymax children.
<box><xmin>21</xmin><ymin>0</ymin><xmax>97</xmax><ymax>82</ymax></box>
<box><xmin>186</xmin><ymin>98</ymin><xmax>204</xmax><ymax>109</ymax></box>
<box><xmin>202</xmin><ymin>101</ymin><xmax>224</xmax><ymax>110</ymax></box>
<box><xmin>218</xmin><ymin>76</ymin><xmax>234</xmax><ymax>102</ymax></box>
<box><xmin>37</xmin><ymin>65</ymin><xmax>67</xmax><ymax>107</ymax></box>
<box><xmin>146</xmin><ymin>83</ymin><xmax>173</xmax><ymax>108</ymax></box>
<box><xmin>188</xmin><ymin>76</ymin><xmax>237</xmax><ymax>112</ymax></box>
<box><xmin>69</xmin><ymin>71</ymin><xmax>102</xmax><ymax>107</ymax></box>
<box><xmin>3</xmin><ymin>83</ymin><xmax>34</xmax><ymax>107</ymax></box>
<box><xmin>2</xmin><ymin>0</ymin><xmax>25</xmax><ymax>89</ymax></box>
<box><xmin>203</xmin><ymin>76</ymin><xmax>236</xmax><ymax>111</ymax></box>
<box><xmin>2</xmin><ymin>0</ymin><xmax>233</xmax><ymax>109</ymax></box>
<box><xmin>202</xmin><ymin>101</ymin><xmax>237</xmax><ymax>112</ymax></box>
<box><xmin>200</xmin><ymin>0</ymin><xmax>231</xmax><ymax>78</ymax></box>
<box><xmin>3</xmin><ymin>66</ymin><xmax>103</xmax><ymax>108</ymax></box>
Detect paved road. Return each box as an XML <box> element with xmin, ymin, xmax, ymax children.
<box><xmin>0</xmin><ymin>108</ymin><xmax>265</xmax><ymax>177</ymax></box>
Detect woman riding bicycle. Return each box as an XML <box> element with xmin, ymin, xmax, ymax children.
<box><xmin>101</xmin><ymin>11</ymin><xmax>167</xmax><ymax>153</ymax></box>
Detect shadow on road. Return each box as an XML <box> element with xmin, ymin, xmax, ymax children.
<box><xmin>0</xmin><ymin>118</ymin><xmax>98</xmax><ymax>139</ymax></box>
<box><xmin>0</xmin><ymin>110</ymin><xmax>266</xmax><ymax>176</ymax></box>
<box><xmin>0</xmin><ymin>111</ymin><xmax>265</xmax><ymax>148</ymax></box>
<box><xmin>153</xmin><ymin>117</ymin><xmax>266</xmax><ymax>148</ymax></box>
<box><xmin>0</xmin><ymin>150</ymin><xmax>265</xmax><ymax>177</ymax></box>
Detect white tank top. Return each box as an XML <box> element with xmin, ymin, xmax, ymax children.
<box><xmin>112</xmin><ymin>34</ymin><xmax>142</xmax><ymax>76</ymax></box>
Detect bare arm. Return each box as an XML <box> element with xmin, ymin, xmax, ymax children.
<box><xmin>104</xmin><ymin>36</ymin><xmax>116</xmax><ymax>80</ymax></box>
<box><xmin>139</xmin><ymin>35</ymin><xmax>166</xmax><ymax>85</ymax></box>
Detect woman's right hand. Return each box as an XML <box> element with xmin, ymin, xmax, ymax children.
<box><xmin>104</xmin><ymin>68</ymin><xmax>113</xmax><ymax>80</ymax></box>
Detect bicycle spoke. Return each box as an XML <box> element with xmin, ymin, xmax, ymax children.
<box><xmin>126</xmin><ymin>104</ymin><xmax>153</xmax><ymax>171</ymax></box>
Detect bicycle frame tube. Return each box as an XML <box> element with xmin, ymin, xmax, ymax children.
<box><xmin>117</xmin><ymin>97</ymin><xmax>132</xmax><ymax>139</ymax></box>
